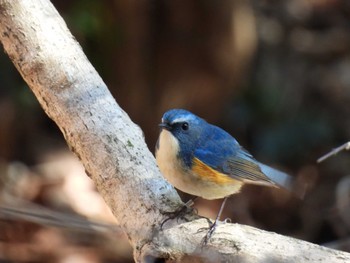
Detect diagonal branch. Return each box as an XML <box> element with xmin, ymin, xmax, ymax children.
<box><xmin>0</xmin><ymin>0</ymin><xmax>187</xmax><ymax>260</ymax></box>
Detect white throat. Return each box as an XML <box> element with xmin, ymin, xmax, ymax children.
<box><xmin>156</xmin><ymin>130</ymin><xmax>191</xmax><ymax>189</ymax></box>
<box><xmin>156</xmin><ymin>129</ymin><xmax>181</xmax><ymax>176</ymax></box>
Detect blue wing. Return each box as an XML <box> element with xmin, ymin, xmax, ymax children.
<box><xmin>194</xmin><ymin>124</ymin><xmax>292</xmax><ymax>189</ymax></box>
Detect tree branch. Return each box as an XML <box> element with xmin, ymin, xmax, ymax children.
<box><xmin>0</xmin><ymin>0</ymin><xmax>188</xmax><ymax>260</ymax></box>
<box><xmin>0</xmin><ymin>0</ymin><xmax>349</xmax><ymax>262</ymax></box>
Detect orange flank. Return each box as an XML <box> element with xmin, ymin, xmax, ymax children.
<box><xmin>192</xmin><ymin>158</ymin><xmax>239</xmax><ymax>185</ymax></box>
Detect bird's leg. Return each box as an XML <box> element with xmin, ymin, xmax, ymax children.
<box><xmin>201</xmin><ymin>197</ymin><xmax>228</xmax><ymax>245</ymax></box>
<box><xmin>161</xmin><ymin>197</ymin><xmax>198</xmax><ymax>229</ymax></box>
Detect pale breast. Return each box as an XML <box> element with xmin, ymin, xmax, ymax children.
<box><xmin>156</xmin><ymin>130</ymin><xmax>191</xmax><ymax>192</ymax></box>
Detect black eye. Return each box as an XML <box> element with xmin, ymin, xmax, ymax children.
<box><xmin>181</xmin><ymin>122</ymin><xmax>189</xmax><ymax>130</ymax></box>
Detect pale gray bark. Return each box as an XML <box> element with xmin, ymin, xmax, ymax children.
<box><xmin>148</xmin><ymin>219</ymin><xmax>350</xmax><ymax>262</ymax></box>
<box><xmin>0</xmin><ymin>0</ymin><xmax>349</xmax><ymax>262</ymax></box>
<box><xmin>0</xmin><ymin>0</ymin><xmax>187</xmax><ymax>260</ymax></box>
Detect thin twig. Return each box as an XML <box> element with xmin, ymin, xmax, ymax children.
<box><xmin>317</xmin><ymin>141</ymin><xmax>350</xmax><ymax>163</ymax></box>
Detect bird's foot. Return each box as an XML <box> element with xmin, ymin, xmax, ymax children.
<box><xmin>198</xmin><ymin>217</ymin><xmax>231</xmax><ymax>245</ymax></box>
<box><xmin>160</xmin><ymin>199</ymin><xmax>197</xmax><ymax>229</ymax></box>
<box><xmin>200</xmin><ymin>219</ymin><xmax>219</xmax><ymax>246</ymax></box>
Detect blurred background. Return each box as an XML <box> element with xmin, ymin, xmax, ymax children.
<box><xmin>1</xmin><ymin>0</ymin><xmax>350</xmax><ymax>262</ymax></box>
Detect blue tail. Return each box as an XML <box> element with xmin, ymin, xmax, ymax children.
<box><xmin>258</xmin><ymin>162</ymin><xmax>305</xmax><ymax>198</ymax></box>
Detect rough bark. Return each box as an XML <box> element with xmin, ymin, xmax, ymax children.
<box><xmin>0</xmin><ymin>0</ymin><xmax>349</xmax><ymax>262</ymax></box>
<box><xmin>0</xmin><ymin>0</ymin><xmax>187</xmax><ymax>260</ymax></box>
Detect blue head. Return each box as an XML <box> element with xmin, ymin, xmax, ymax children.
<box><xmin>158</xmin><ymin>109</ymin><xmax>210</xmax><ymax>167</ymax></box>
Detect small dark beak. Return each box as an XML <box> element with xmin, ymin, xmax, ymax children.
<box><xmin>159</xmin><ymin>122</ymin><xmax>171</xmax><ymax>131</ymax></box>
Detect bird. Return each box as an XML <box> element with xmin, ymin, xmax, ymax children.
<box><xmin>155</xmin><ymin>109</ymin><xmax>300</xmax><ymax>242</ymax></box>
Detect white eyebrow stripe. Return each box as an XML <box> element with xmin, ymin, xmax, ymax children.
<box><xmin>171</xmin><ymin>117</ymin><xmax>193</xmax><ymax>123</ymax></box>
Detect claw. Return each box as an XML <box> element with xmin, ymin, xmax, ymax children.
<box><xmin>201</xmin><ymin>220</ymin><xmax>218</xmax><ymax>246</ymax></box>
<box><xmin>160</xmin><ymin>198</ymin><xmax>197</xmax><ymax>229</ymax></box>
<box><xmin>223</xmin><ymin>217</ymin><xmax>231</xmax><ymax>224</ymax></box>
<box><xmin>197</xmin><ymin>217</ymin><xmax>213</xmax><ymax>233</ymax></box>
